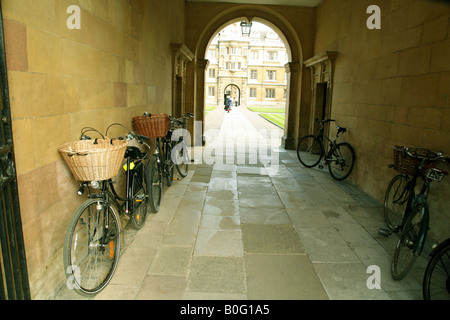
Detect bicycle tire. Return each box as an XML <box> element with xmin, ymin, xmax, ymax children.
<box><xmin>174</xmin><ymin>140</ymin><xmax>189</xmax><ymax>178</ymax></box>
<box><xmin>63</xmin><ymin>198</ymin><xmax>121</xmax><ymax>296</ymax></box>
<box><xmin>165</xmin><ymin>142</ymin><xmax>174</xmax><ymax>187</ymax></box>
<box><xmin>384</xmin><ymin>174</ymin><xmax>411</xmax><ymax>231</ymax></box>
<box><xmin>423</xmin><ymin>238</ymin><xmax>450</xmax><ymax>300</ymax></box>
<box><xmin>328</xmin><ymin>142</ymin><xmax>355</xmax><ymax>180</ymax></box>
<box><xmin>296</xmin><ymin>135</ymin><xmax>323</xmax><ymax>168</ymax></box>
<box><xmin>148</xmin><ymin>155</ymin><xmax>162</xmax><ymax>213</ymax></box>
<box><xmin>130</xmin><ymin>164</ymin><xmax>148</xmax><ymax>229</ymax></box>
<box><xmin>392</xmin><ymin>198</ymin><xmax>428</xmax><ymax>280</ymax></box>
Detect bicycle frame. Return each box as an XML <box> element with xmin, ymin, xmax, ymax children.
<box><xmin>397</xmin><ymin>159</ymin><xmax>440</xmax><ymax>255</ymax></box>
<box><xmin>154</xmin><ymin>137</ymin><xmax>174</xmax><ymax>175</ymax></box>
<box><xmin>315</xmin><ymin>123</ymin><xmax>342</xmax><ymax>164</ymax></box>
<box><xmin>84</xmin><ymin>146</ymin><xmax>150</xmax><ymax>219</ymax></box>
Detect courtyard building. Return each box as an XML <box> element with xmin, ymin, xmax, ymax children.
<box><xmin>205</xmin><ymin>22</ymin><xmax>288</xmax><ymax>108</ymax></box>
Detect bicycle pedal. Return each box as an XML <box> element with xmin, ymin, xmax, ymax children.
<box><xmin>378</xmin><ymin>227</ymin><xmax>392</xmax><ymax>237</ymax></box>
<box><xmin>318</xmin><ymin>164</ymin><xmax>324</xmax><ymax>169</ymax></box>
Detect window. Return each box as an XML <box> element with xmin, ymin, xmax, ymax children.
<box><xmin>265</xmin><ymin>88</ymin><xmax>275</xmax><ymax>99</ymax></box>
<box><xmin>249</xmin><ymin>88</ymin><xmax>256</xmax><ymax>98</ymax></box>
<box><xmin>267</xmin><ymin>51</ymin><xmax>277</xmax><ymax>61</ymax></box>
<box><xmin>208</xmin><ymin>49</ymin><xmax>216</xmax><ymax>59</ymax></box>
<box><xmin>228</xmin><ymin>62</ymin><xmax>240</xmax><ymax>70</ymax></box>
<box><xmin>208</xmin><ymin>87</ymin><xmax>215</xmax><ymax>97</ymax></box>
<box><xmin>208</xmin><ymin>68</ymin><xmax>216</xmax><ymax>79</ymax></box>
<box><xmin>266</xmin><ymin>70</ymin><xmax>276</xmax><ymax>81</ymax></box>
<box><xmin>250</xmin><ymin>70</ymin><xmax>257</xmax><ymax>80</ymax></box>
<box><xmin>251</xmin><ymin>50</ymin><xmax>259</xmax><ymax>60</ymax></box>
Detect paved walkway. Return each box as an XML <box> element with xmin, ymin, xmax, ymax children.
<box><xmin>54</xmin><ymin>105</ymin><xmax>429</xmax><ymax>300</ymax></box>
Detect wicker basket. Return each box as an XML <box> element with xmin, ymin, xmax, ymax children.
<box><xmin>58</xmin><ymin>138</ymin><xmax>127</xmax><ymax>182</ymax></box>
<box><xmin>392</xmin><ymin>145</ymin><xmax>437</xmax><ymax>176</ymax></box>
<box><xmin>132</xmin><ymin>113</ymin><xmax>170</xmax><ymax>139</ymax></box>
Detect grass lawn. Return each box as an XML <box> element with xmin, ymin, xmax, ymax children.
<box><xmin>260</xmin><ymin>113</ymin><xmax>285</xmax><ymax>129</ymax></box>
<box><xmin>248</xmin><ymin>107</ymin><xmax>285</xmax><ymax>113</ymax></box>
<box><xmin>205</xmin><ymin>106</ymin><xmax>216</xmax><ymax>112</ymax></box>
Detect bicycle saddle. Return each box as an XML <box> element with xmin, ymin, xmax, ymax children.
<box><xmin>337</xmin><ymin>126</ymin><xmax>347</xmax><ymax>134</ymax></box>
<box><xmin>125</xmin><ymin>146</ymin><xmax>141</xmax><ymax>159</ymax></box>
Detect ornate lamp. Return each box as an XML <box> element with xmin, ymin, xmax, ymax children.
<box><xmin>240</xmin><ymin>21</ymin><xmax>252</xmax><ymax>36</ymax></box>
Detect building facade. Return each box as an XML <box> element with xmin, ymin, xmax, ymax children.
<box><xmin>205</xmin><ymin>22</ymin><xmax>288</xmax><ymax>108</ymax></box>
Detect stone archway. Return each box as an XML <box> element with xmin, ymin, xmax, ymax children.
<box><xmin>223</xmin><ymin>83</ymin><xmax>241</xmax><ymax>107</ymax></box>
<box><xmin>186</xmin><ymin>4</ymin><xmax>312</xmax><ymax>149</ymax></box>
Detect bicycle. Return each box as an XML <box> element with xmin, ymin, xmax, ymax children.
<box><xmin>378</xmin><ymin>146</ymin><xmax>449</xmax><ymax>280</ymax></box>
<box><xmin>63</xmin><ymin>124</ymin><xmax>152</xmax><ymax>296</ymax></box>
<box><xmin>423</xmin><ymin>238</ymin><xmax>450</xmax><ymax>300</ymax></box>
<box><xmin>147</xmin><ymin>113</ymin><xmax>193</xmax><ymax>213</ymax></box>
<box><xmin>296</xmin><ymin>118</ymin><xmax>355</xmax><ymax>180</ymax></box>
<box><xmin>170</xmin><ymin>112</ymin><xmax>194</xmax><ymax>178</ymax></box>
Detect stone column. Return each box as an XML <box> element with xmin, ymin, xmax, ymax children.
<box><xmin>195</xmin><ymin>58</ymin><xmax>209</xmax><ymax>146</ymax></box>
<box><xmin>282</xmin><ymin>62</ymin><xmax>301</xmax><ymax>150</ymax></box>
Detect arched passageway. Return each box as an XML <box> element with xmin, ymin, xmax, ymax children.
<box><xmin>185</xmin><ymin>4</ymin><xmax>314</xmax><ymax>149</ymax></box>
<box><xmin>223</xmin><ymin>84</ymin><xmax>241</xmax><ymax>107</ymax></box>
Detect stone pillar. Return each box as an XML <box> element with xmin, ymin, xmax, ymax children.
<box><xmin>195</xmin><ymin>58</ymin><xmax>209</xmax><ymax>146</ymax></box>
<box><xmin>282</xmin><ymin>62</ymin><xmax>301</xmax><ymax>150</ymax></box>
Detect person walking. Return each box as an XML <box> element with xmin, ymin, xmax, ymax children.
<box><xmin>224</xmin><ymin>95</ymin><xmax>231</xmax><ymax>113</ymax></box>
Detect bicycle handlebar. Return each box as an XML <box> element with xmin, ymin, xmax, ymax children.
<box><xmin>402</xmin><ymin>146</ymin><xmax>449</xmax><ymax>163</ymax></box>
<box><xmin>315</xmin><ymin>118</ymin><xmax>335</xmax><ymax>124</ymax></box>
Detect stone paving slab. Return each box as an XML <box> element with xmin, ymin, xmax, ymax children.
<box><xmin>245</xmin><ymin>254</ymin><xmax>328</xmax><ymax>300</ymax></box>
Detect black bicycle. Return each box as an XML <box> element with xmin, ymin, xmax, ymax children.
<box><xmin>379</xmin><ymin>146</ymin><xmax>449</xmax><ymax>280</ymax></box>
<box><xmin>423</xmin><ymin>238</ymin><xmax>450</xmax><ymax>300</ymax></box>
<box><xmin>296</xmin><ymin>118</ymin><xmax>355</xmax><ymax>180</ymax></box>
<box><xmin>148</xmin><ymin>113</ymin><xmax>193</xmax><ymax>213</ymax></box>
<box><xmin>63</xmin><ymin>124</ymin><xmax>151</xmax><ymax>296</ymax></box>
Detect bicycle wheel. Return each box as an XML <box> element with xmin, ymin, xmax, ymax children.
<box><xmin>423</xmin><ymin>239</ymin><xmax>450</xmax><ymax>300</ymax></box>
<box><xmin>392</xmin><ymin>199</ymin><xmax>428</xmax><ymax>280</ymax></box>
<box><xmin>165</xmin><ymin>142</ymin><xmax>174</xmax><ymax>187</ymax></box>
<box><xmin>63</xmin><ymin>198</ymin><xmax>121</xmax><ymax>296</ymax></box>
<box><xmin>384</xmin><ymin>174</ymin><xmax>410</xmax><ymax>231</ymax></box>
<box><xmin>148</xmin><ymin>155</ymin><xmax>162</xmax><ymax>213</ymax></box>
<box><xmin>174</xmin><ymin>140</ymin><xmax>189</xmax><ymax>178</ymax></box>
<box><xmin>296</xmin><ymin>135</ymin><xmax>323</xmax><ymax>168</ymax></box>
<box><xmin>328</xmin><ymin>142</ymin><xmax>355</xmax><ymax>180</ymax></box>
<box><xmin>130</xmin><ymin>165</ymin><xmax>148</xmax><ymax>229</ymax></box>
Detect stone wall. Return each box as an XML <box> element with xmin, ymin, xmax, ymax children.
<box><xmin>314</xmin><ymin>0</ymin><xmax>450</xmax><ymax>242</ymax></box>
<box><xmin>2</xmin><ymin>0</ymin><xmax>185</xmax><ymax>299</ymax></box>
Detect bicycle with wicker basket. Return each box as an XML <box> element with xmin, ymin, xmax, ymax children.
<box><xmin>378</xmin><ymin>146</ymin><xmax>449</xmax><ymax>280</ymax></box>
<box><xmin>59</xmin><ymin>125</ymin><xmax>152</xmax><ymax>296</ymax></box>
<box><xmin>132</xmin><ymin>112</ymin><xmax>193</xmax><ymax>213</ymax></box>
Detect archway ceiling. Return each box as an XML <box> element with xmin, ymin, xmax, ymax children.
<box><xmin>186</xmin><ymin>0</ymin><xmax>322</xmax><ymax>7</ymax></box>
